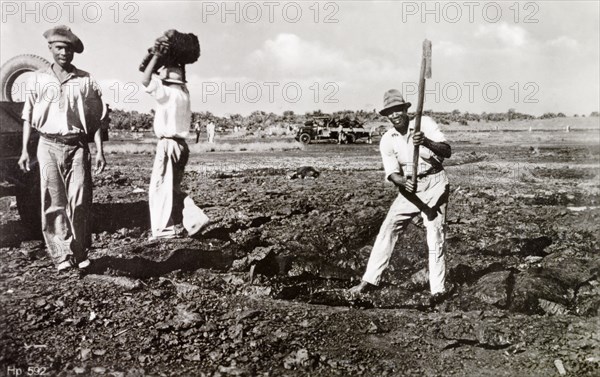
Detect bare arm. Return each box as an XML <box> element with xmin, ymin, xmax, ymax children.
<box><xmin>423</xmin><ymin>139</ymin><xmax>451</xmax><ymax>158</ymax></box>
<box><xmin>413</xmin><ymin>132</ymin><xmax>451</xmax><ymax>158</ymax></box>
<box><xmin>18</xmin><ymin>121</ymin><xmax>33</xmax><ymax>172</ymax></box>
<box><xmin>142</xmin><ymin>40</ymin><xmax>169</xmax><ymax>87</ymax></box>
<box><xmin>141</xmin><ymin>54</ymin><xmax>160</xmax><ymax>88</ymax></box>
<box><xmin>388</xmin><ymin>172</ymin><xmax>416</xmax><ymax>193</ymax></box>
<box><xmin>389</xmin><ymin>171</ymin><xmax>438</xmax><ymax>220</ymax></box>
<box><xmin>93</xmin><ymin>127</ymin><xmax>105</xmax><ymax>173</ymax></box>
<box><xmin>388</xmin><ymin>172</ymin><xmax>408</xmax><ymax>188</ymax></box>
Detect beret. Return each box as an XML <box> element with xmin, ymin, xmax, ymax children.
<box><xmin>43</xmin><ymin>25</ymin><xmax>83</xmax><ymax>53</ymax></box>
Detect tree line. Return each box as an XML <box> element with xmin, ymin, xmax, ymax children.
<box><xmin>107</xmin><ymin>108</ymin><xmax>600</xmax><ymax>131</ymax></box>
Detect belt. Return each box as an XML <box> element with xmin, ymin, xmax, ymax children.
<box><xmin>41</xmin><ymin>133</ymin><xmax>86</xmax><ymax>146</ymax></box>
<box><xmin>160</xmin><ymin>136</ymin><xmax>187</xmax><ymax>143</ymax></box>
<box><xmin>406</xmin><ymin>166</ymin><xmax>444</xmax><ymax>180</ymax></box>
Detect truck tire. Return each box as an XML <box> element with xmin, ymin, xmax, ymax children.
<box><xmin>345</xmin><ymin>133</ymin><xmax>356</xmax><ymax>144</ymax></box>
<box><xmin>16</xmin><ymin>176</ymin><xmax>42</xmax><ymax>237</ymax></box>
<box><xmin>1</xmin><ymin>54</ymin><xmax>47</xmax><ymax>238</ymax></box>
<box><xmin>0</xmin><ymin>54</ymin><xmax>51</xmax><ymax>102</ymax></box>
<box><xmin>299</xmin><ymin>133</ymin><xmax>311</xmax><ymax>144</ymax></box>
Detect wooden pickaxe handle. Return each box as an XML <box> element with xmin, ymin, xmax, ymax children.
<box><xmin>411</xmin><ymin>39</ymin><xmax>432</xmax><ymax>186</ymax></box>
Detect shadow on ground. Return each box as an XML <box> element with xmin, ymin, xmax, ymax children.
<box><xmin>0</xmin><ymin>220</ymin><xmax>38</xmax><ymax>248</ymax></box>
<box><xmin>92</xmin><ymin>201</ymin><xmax>150</xmax><ymax>233</ymax></box>
<box><xmin>0</xmin><ymin>200</ymin><xmax>150</xmax><ymax>248</ymax></box>
<box><xmin>85</xmin><ymin>247</ymin><xmax>233</xmax><ymax>278</ymax></box>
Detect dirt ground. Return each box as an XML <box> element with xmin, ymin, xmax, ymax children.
<box><xmin>1</xmin><ymin>119</ymin><xmax>599</xmax><ymax>376</ymax></box>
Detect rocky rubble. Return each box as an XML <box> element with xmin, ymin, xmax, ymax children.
<box><xmin>1</xmin><ymin>141</ymin><xmax>598</xmax><ymax>375</ymax></box>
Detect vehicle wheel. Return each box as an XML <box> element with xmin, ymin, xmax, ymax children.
<box><xmin>299</xmin><ymin>133</ymin><xmax>311</xmax><ymax>144</ymax></box>
<box><xmin>346</xmin><ymin>134</ymin><xmax>356</xmax><ymax>144</ymax></box>
<box><xmin>0</xmin><ymin>54</ymin><xmax>50</xmax><ymax>102</ymax></box>
<box><xmin>15</xmin><ymin>170</ymin><xmax>42</xmax><ymax>238</ymax></box>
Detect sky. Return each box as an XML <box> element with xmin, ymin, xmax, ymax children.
<box><xmin>1</xmin><ymin>0</ymin><xmax>599</xmax><ymax>117</ymax></box>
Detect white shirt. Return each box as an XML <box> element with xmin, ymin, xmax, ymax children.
<box><xmin>145</xmin><ymin>78</ymin><xmax>190</xmax><ymax>139</ymax></box>
<box><xmin>379</xmin><ymin>116</ymin><xmax>446</xmax><ymax>181</ymax></box>
<box><xmin>22</xmin><ymin>64</ymin><xmax>103</xmax><ymax>136</ymax></box>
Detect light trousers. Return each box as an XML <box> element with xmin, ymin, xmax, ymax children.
<box><xmin>37</xmin><ymin>137</ymin><xmax>92</xmax><ymax>265</ymax></box>
<box><xmin>207</xmin><ymin>127</ymin><xmax>215</xmax><ymax>144</ymax></box>
<box><xmin>149</xmin><ymin>138</ymin><xmax>206</xmax><ymax>237</ymax></box>
<box><xmin>362</xmin><ymin>171</ymin><xmax>449</xmax><ymax>294</ymax></box>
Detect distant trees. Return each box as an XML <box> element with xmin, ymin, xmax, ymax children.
<box><xmin>193</xmin><ymin>111</ymin><xmax>213</xmax><ymax>123</ymax></box>
<box><xmin>105</xmin><ymin>106</ymin><xmax>593</xmax><ymax>133</ymax></box>
<box><xmin>540</xmin><ymin>112</ymin><xmax>566</xmax><ymax>119</ymax></box>
<box><xmin>507</xmin><ymin>108</ymin><xmax>516</xmax><ymax>121</ymax></box>
<box><xmin>109</xmin><ymin>109</ymin><xmax>153</xmax><ymax>130</ymax></box>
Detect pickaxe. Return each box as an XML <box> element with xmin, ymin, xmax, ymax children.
<box><xmin>399</xmin><ymin>40</ymin><xmax>438</xmax><ymax>221</ymax></box>
<box><xmin>412</xmin><ymin>39</ymin><xmax>432</xmax><ymax>187</ymax></box>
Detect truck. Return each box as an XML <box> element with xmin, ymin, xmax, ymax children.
<box><xmin>0</xmin><ymin>101</ymin><xmax>41</xmax><ymax>235</ymax></box>
<box><xmin>0</xmin><ymin>55</ymin><xmax>51</xmax><ymax>235</ymax></box>
<box><xmin>294</xmin><ymin>115</ymin><xmax>372</xmax><ymax>145</ymax></box>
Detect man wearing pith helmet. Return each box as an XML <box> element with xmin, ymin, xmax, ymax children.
<box><xmin>18</xmin><ymin>25</ymin><xmax>106</xmax><ymax>272</ymax></box>
<box><xmin>349</xmin><ymin>89</ymin><xmax>452</xmax><ymax>306</ymax></box>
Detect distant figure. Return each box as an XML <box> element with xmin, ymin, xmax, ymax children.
<box><xmin>337</xmin><ymin>122</ymin><xmax>346</xmax><ymax>144</ymax></box>
<box><xmin>528</xmin><ymin>126</ymin><xmax>532</xmax><ymax>132</ymax></box>
<box><xmin>206</xmin><ymin>120</ymin><xmax>216</xmax><ymax>143</ymax></box>
<box><xmin>566</xmin><ymin>125</ymin><xmax>571</xmax><ymax>133</ymax></box>
<box><xmin>194</xmin><ymin>121</ymin><xmax>201</xmax><ymax>143</ymax></box>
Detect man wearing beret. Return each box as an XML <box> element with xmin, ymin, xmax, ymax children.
<box><xmin>350</xmin><ymin>89</ymin><xmax>452</xmax><ymax>305</ymax></box>
<box><xmin>18</xmin><ymin>25</ymin><xmax>106</xmax><ymax>272</ymax></box>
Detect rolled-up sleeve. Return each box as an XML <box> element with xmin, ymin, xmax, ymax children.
<box><xmin>145</xmin><ymin>78</ymin><xmax>168</xmax><ymax>103</ymax></box>
<box><xmin>422</xmin><ymin>116</ymin><xmax>446</xmax><ymax>142</ymax></box>
<box><xmin>83</xmin><ymin>76</ymin><xmax>105</xmax><ymax>133</ymax></box>
<box><xmin>21</xmin><ymin>74</ymin><xmax>37</xmax><ymax>124</ymax></box>
<box><xmin>85</xmin><ymin>76</ymin><xmax>103</xmax><ymax>113</ymax></box>
<box><xmin>380</xmin><ymin>135</ymin><xmax>401</xmax><ymax>181</ymax></box>
<box><xmin>88</xmin><ymin>76</ymin><xmax>103</xmax><ymax>98</ymax></box>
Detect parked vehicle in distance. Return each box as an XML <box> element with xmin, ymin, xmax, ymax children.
<box><xmin>295</xmin><ymin>115</ymin><xmax>371</xmax><ymax>144</ymax></box>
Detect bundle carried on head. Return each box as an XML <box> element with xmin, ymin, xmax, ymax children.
<box><xmin>139</xmin><ymin>29</ymin><xmax>201</xmax><ymax>73</ymax></box>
